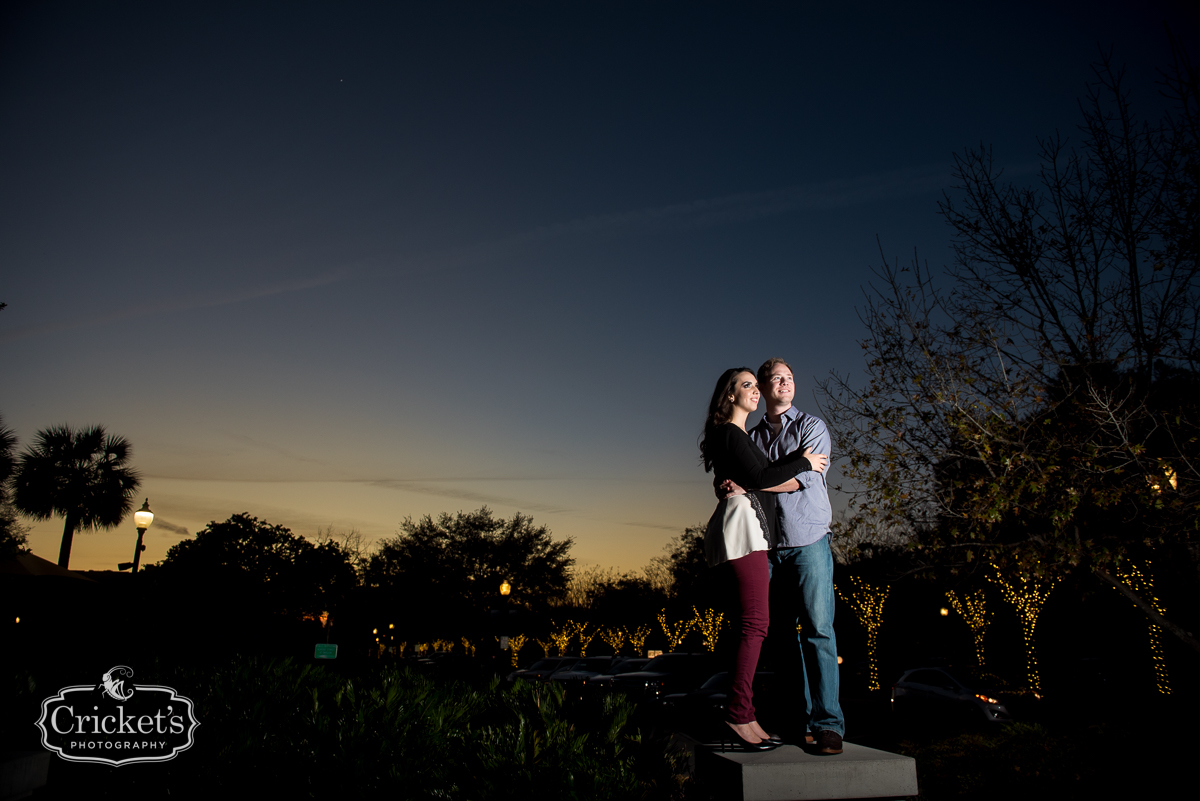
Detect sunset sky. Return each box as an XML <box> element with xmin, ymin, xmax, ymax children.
<box><xmin>3</xmin><ymin>1</ymin><xmax>1196</xmax><ymax>573</ymax></box>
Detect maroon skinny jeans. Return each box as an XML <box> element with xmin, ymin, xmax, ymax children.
<box><xmin>725</xmin><ymin>549</ymin><xmax>770</xmax><ymax>724</ymax></box>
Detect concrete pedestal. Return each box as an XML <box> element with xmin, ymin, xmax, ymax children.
<box><xmin>685</xmin><ymin>737</ymin><xmax>918</xmax><ymax>801</ymax></box>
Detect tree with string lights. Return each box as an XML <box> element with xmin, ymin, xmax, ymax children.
<box><xmin>625</xmin><ymin>624</ymin><xmax>651</xmax><ymax>656</ymax></box>
<box><xmin>691</xmin><ymin>607</ymin><xmax>725</xmax><ymax>652</ymax></box>
<box><xmin>989</xmin><ymin>567</ymin><xmax>1059</xmax><ymax>694</ymax></box>
<box><xmin>599</xmin><ymin>627</ymin><xmax>626</xmax><ymax>655</ymax></box>
<box><xmin>946</xmin><ymin>589</ymin><xmax>992</xmax><ymax>669</ymax></box>
<box><xmin>820</xmin><ymin>41</ymin><xmax>1200</xmax><ymax>657</ymax></box>
<box><xmin>548</xmin><ymin>621</ymin><xmax>574</xmax><ymax>656</ymax></box>
<box><xmin>657</xmin><ymin>610</ymin><xmax>693</xmax><ymax>651</ymax></box>
<box><xmin>837</xmin><ymin>577</ymin><xmax>890</xmax><ymax>691</ymax></box>
<box><xmin>1113</xmin><ymin>561</ymin><xmax>1171</xmax><ymax>694</ymax></box>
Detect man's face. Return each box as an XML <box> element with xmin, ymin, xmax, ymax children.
<box><xmin>764</xmin><ymin>363</ymin><xmax>794</xmax><ymax>406</ymax></box>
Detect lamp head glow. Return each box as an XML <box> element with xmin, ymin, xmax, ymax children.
<box><xmin>134</xmin><ymin>499</ymin><xmax>154</xmax><ymax>531</ymax></box>
<box><xmin>939</xmin><ymin>607</ymin><xmax>950</xmax><ymax>617</ymax></box>
<box><xmin>500</xmin><ymin>581</ymin><xmax>511</xmax><ymax>596</ymax></box>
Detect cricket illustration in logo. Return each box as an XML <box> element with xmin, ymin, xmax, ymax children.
<box><xmin>97</xmin><ymin>666</ymin><xmax>135</xmax><ymax>701</ymax></box>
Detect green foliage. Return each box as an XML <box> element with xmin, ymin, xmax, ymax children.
<box><xmin>899</xmin><ymin>719</ymin><xmax>1200</xmax><ymax>800</ymax></box>
<box><xmin>30</xmin><ymin>657</ymin><xmax>685</xmax><ymax>799</ymax></box>
<box><xmin>902</xmin><ymin>723</ymin><xmax>1079</xmax><ymax>799</ymax></box>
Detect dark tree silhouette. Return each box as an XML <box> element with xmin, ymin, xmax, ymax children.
<box><xmin>11</xmin><ymin>424</ymin><xmax>140</xmax><ymax>568</ymax></box>
<box><xmin>646</xmin><ymin>527</ymin><xmax>708</xmax><ymax>604</ymax></box>
<box><xmin>0</xmin><ymin>416</ymin><xmax>29</xmax><ymax>558</ymax></box>
<box><xmin>0</xmin><ymin>419</ymin><xmax>13</xmax><ymax>485</ymax></box>
<box><xmin>366</xmin><ymin>507</ymin><xmax>573</xmax><ymax>638</ymax></box>
<box><xmin>158</xmin><ymin>513</ymin><xmax>358</xmax><ymax>620</ymax></box>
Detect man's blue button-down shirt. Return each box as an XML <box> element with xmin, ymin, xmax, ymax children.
<box><xmin>749</xmin><ymin>405</ymin><xmax>832</xmax><ymax>548</ymax></box>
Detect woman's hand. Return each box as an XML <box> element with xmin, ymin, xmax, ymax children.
<box><xmin>719</xmin><ymin>479</ymin><xmax>748</xmax><ymax>498</ymax></box>
<box><xmin>803</xmin><ymin>447</ymin><xmax>829</xmax><ymax>474</ymax></box>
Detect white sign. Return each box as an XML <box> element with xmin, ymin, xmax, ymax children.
<box><xmin>36</xmin><ymin>666</ymin><xmax>200</xmax><ymax>767</ymax></box>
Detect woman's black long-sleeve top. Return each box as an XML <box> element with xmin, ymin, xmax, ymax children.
<box><xmin>706</xmin><ymin>422</ymin><xmax>813</xmax><ymax>543</ymax></box>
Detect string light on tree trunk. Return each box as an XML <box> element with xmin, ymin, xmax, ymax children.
<box><xmin>507</xmin><ymin>633</ymin><xmax>528</xmax><ymax>667</ymax></box>
<box><xmin>549</xmin><ymin>621</ymin><xmax>574</xmax><ymax>656</ymax></box>
<box><xmin>625</xmin><ymin>624</ymin><xmax>651</xmax><ymax>656</ymax></box>
<box><xmin>946</xmin><ymin>589</ymin><xmax>992</xmax><ymax>668</ymax></box>
<box><xmin>1114</xmin><ymin>561</ymin><xmax>1171</xmax><ymax>695</ymax></box>
<box><xmin>836</xmin><ymin>577</ymin><xmax>890</xmax><ymax>690</ymax></box>
<box><xmin>599</xmin><ymin>627</ymin><xmax>626</xmax><ymax>654</ymax></box>
<box><xmin>692</xmin><ymin>607</ymin><xmax>725</xmax><ymax>652</ymax></box>
<box><xmin>989</xmin><ymin>565</ymin><xmax>1059</xmax><ymax>695</ymax></box>
<box><xmin>658</xmin><ymin>609</ymin><xmax>694</xmax><ymax>651</ymax></box>
<box><xmin>574</xmin><ymin>622</ymin><xmax>598</xmax><ymax>657</ymax></box>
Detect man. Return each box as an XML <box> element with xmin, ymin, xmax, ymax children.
<box><xmin>751</xmin><ymin>357</ymin><xmax>844</xmax><ymax>755</ymax></box>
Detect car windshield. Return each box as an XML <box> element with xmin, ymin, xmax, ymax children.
<box><xmin>607</xmin><ymin>658</ymin><xmax>647</xmax><ymax>674</ymax></box>
<box><xmin>906</xmin><ymin>669</ymin><xmax>962</xmax><ymax>691</ymax></box>
<box><xmin>700</xmin><ymin>672</ymin><xmax>731</xmax><ymax>690</ymax></box>
<box><xmin>573</xmin><ymin>657</ymin><xmax>614</xmax><ymax>671</ymax></box>
<box><xmin>642</xmin><ymin>654</ymin><xmax>691</xmax><ymax>672</ymax></box>
<box><xmin>526</xmin><ymin>659</ymin><xmax>560</xmax><ymax>671</ymax></box>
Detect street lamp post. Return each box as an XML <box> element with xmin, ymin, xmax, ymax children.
<box><xmin>131</xmin><ymin>499</ymin><xmax>154</xmax><ymax>573</ymax></box>
<box><xmin>494</xmin><ymin>580</ymin><xmax>513</xmax><ymax>656</ymax></box>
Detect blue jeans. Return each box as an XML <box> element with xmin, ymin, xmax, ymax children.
<box><xmin>767</xmin><ymin>536</ymin><xmax>845</xmax><ymax>737</ymax></box>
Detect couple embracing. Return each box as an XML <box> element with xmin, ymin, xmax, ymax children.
<box><xmin>698</xmin><ymin>358</ymin><xmax>844</xmax><ymax>754</ymax></box>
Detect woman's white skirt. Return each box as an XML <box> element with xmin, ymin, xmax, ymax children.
<box><xmin>704</xmin><ymin>493</ymin><xmax>770</xmax><ymax>567</ymax></box>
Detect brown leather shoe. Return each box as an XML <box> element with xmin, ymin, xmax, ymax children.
<box><xmin>814</xmin><ymin>730</ymin><xmax>843</xmax><ymax>755</ymax></box>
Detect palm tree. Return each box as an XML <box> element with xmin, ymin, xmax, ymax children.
<box><xmin>12</xmin><ymin>424</ymin><xmax>141</xmax><ymax>568</ymax></box>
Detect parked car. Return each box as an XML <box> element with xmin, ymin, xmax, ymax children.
<box><xmin>661</xmin><ymin>670</ymin><xmax>779</xmax><ymax>730</ymax></box>
<box><xmin>607</xmin><ymin>652</ymin><xmax>717</xmax><ymax>701</ymax></box>
<box><xmin>550</xmin><ymin>656</ymin><xmax>649</xmax><ymax>698</ymax></box>
<box><xmin>890</xmin><ymin>667</ymin><xmax>1011</xmax><ymax>723</ymax></box>
<box><xmin>579</xmin><ymin>658</ymin><xmax>649</xmax><ymax>690</ymax></box>
<box><xmin>549</xmin><ymin>656</ymin><xmax>624</xmax><ymax>681</ymax></box>
<box><xmin>507</xmin><ymin>657</ymin><xmax>581</xmax><ymax>684</ymax></box>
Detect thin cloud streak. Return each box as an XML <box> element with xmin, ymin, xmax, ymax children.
<box><xmin>0</xmin><ymin>268</ymin><xmax>356</xmax><ymax>345</ymax></box>
<box><xmin>150</xmin><ymin>517</ymin><xmax>190</xmax><ymax>536</ymax></box>
<box><xmin>381</xmin><ymin>163</ymin><xmax>956</xmax><ymax>278</ymax></box>
<box><xmin>224</xmin><ymin>433</ymin><xmax>337</xmax><ymax>468</ymax></box>
<box><xmin>521</xmin><ymin>163</ymin><xmax>956</xmax><ymax>237</ymax></box>
<box><xmin>620</xmin><ymin>520</ymin><xmax>687</xmax><ymax>532</ymax></box>
<box><xmin>365</xmin><ymin>478</ymin><xmax>575</xmax><ymax>515</ymax></box>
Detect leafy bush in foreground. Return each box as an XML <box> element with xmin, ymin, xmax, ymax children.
<box><xmin>22</xmin><ymin>658</ymin><xmax>685</xmax><ymax>800</ymax></box>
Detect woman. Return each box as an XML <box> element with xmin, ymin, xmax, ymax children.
<box><xmin>699</xmin><ymin>367</ymin><xmax>828</xmax><ymax>750</ymax></box>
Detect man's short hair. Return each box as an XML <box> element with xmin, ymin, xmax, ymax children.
<box><xmin>757</xmin><ymin>357</ymin><xmax>794</xmax><ymax>387</ymax></box>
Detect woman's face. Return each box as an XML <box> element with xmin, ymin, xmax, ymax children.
<box><xmin>731</xmin><ymin>371</ymin><xmax>760</xmax><ymax>413</ymax></box>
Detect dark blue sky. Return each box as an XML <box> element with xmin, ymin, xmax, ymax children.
<box><xmin>3</xmin><ymin>1</ymin><xmax>1196</xmax><ymax>570</ymax></box>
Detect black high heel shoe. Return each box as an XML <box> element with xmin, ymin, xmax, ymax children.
<box><xmin>749</xmin><ymin>721</ymin><xmax>784</xmax><ymax>746</ymax></box>
<box><xmin>715</xmin><ymin>722</ymin><xmax>779</xmax><ymax>752</ymax></box>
